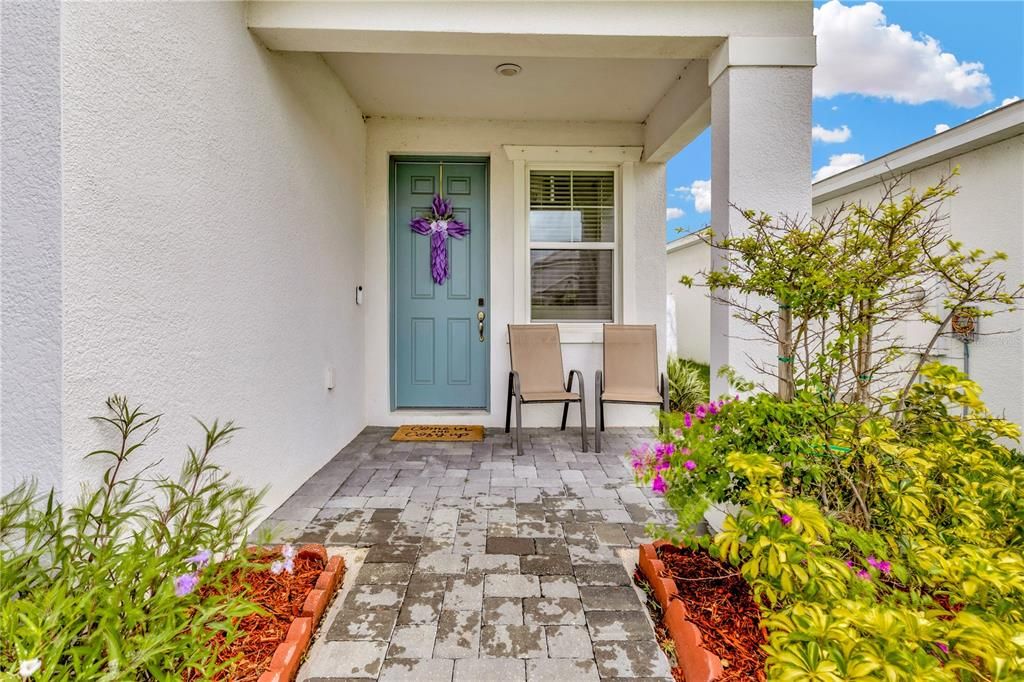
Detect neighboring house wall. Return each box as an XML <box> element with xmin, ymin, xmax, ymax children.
<box><xmin>666</xmin><ymin>234</ymin><xmax>711</xmax><ymax>364</ymax></box>
<box><xmin>666</xmin><ymin>128</ymin><xmax>1023</xmax><ymax>425</ymax></box>
<box><xmin>814</xmin><ymin>135</ymin><xmax>1024</xmax><ymax>426</ymax></box>
<box><xmin>56</xmin><ymin>2</ymin><xmax>367</xmax><ymax>515</ymax></box>
<box><xmin>363</xmin><ymin>117</ymin><xmax>667</xmax><ymax>428</ymax></box>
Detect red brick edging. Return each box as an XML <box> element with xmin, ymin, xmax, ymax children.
<box><xmin>257</xmin><ymin>544</ymin><xmax>345</xmax><ymax>682</ymax></box>
<box><xmin>638</xmin><ymin>541</ymin><xmax>724</xmax><ymax>682</ymax></box>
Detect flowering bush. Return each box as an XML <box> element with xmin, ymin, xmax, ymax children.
<box><xmin>0</xmin><ymin>397</ymin><xmax>264</xmax><ymax>680</ymax></box>
<box><xmin>636</xmin><ymin>366</ymin><xmax>1024</xmax><ymax>679</ymax></box>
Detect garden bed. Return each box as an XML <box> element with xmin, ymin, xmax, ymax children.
<box><xmin>637</xmin><ymin>542</ymin><xmax>765</xmax><ymax>682</ymax></box>
<box><xmin>188</xmin><ymin>544</ymin><xmax>344</xmax><ymax>682</ymax></box>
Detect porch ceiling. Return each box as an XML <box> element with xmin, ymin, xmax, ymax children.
<box><xmin>322</xmin><ymin>53</ymin><xmax>696</xmax><ymax>123</ymax></box>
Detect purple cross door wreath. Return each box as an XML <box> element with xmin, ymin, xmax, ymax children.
<box><xmin>410</xmin><ymin>194</ymin><xmax>469</xmax><ymax>285</ymax></box>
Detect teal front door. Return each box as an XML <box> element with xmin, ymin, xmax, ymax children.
<box><xmin>391</xmin><ymin>157</ymin><xmax>489</xmax><ymax>409</ymax></box>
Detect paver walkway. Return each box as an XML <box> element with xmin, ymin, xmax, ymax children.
<box><xmin>253</xmin><ymin>426</ymin><xmax>675</xmax><ymax>681</ymax></box>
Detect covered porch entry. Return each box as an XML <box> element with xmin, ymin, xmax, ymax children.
<box><xmin>248</xmin><ymin>0</ymin><xmax>816</xmax><ymax>429</ymax></box>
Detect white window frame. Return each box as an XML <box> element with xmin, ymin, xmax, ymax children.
<box><xmin>505</xmin><ymin>145</ymin><xmax>642</xmax><ymax>344</ymax></box>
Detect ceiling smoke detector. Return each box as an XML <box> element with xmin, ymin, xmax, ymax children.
<box><xmin>495</xmin><ymin>63</ymin><xmax>522</xmax><ymax>77</ymax></box>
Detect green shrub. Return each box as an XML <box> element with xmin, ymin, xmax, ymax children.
<box><xmin>666</xmin><ymin>356</ymin><xmax>710</xmax><ymax>414</ymax></box>
<box><xmin>0</xmin><ymin>397</ymin><xmax>264</xmax><ymax>680</ymax></box>
<box><xmin>637</xmin><ymin>366</ymin><xmax>1024</xmax><ymax>679</ymax></box>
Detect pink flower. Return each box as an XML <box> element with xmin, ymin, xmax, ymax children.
<box><xmin>708</xmin><ymin>402</ymin><xmax>719</xmax><ymax>415</ymax></box>
<box><xmin>779</xmin><ymin>513</ymin><xmax>793</xmax><ymax>526</ymax></box>
<box><xmin>694</xmin><ymin>404</ymin><xmax>707</xmax><ymax>419</ymax></box>
<box><xmin>174</xmin><ymin>572</ymin><xmax>199</xmax><ymax>597</ymax></box>
<box><xmin>683</xmin><ymin>413</ymin><xmax>693</xmax><ymax>429</ymax></box>
<box><xmin>714</xmin><ymin>424</ymin><xmax>721</xmax><ymax>432</ymax></box>
<box><xmin>857</xmin><ymin>570</ymin><xmax>871</xmax><ymax>581</ymax></box>
<box><xmin>684</xmin><ymin>460</ymin><xmax>696</xmax><ymax>471</ymax></box>
<box><xmin>652</xmin><ymin>474</ymin><xmax>667</xmax><ymax>494</ymax></box>
<box><xmin>936</xmin><ymin>642</ymin><xmax>949</xmax><ymax>654</ymax></box>
<box><xmin>845</xmin><ymin>560</ymin><xmax>855</xmax><ymax>568</ymax></box>
<box><xmin>867</xmin><ymin>555</ymin><xmax>892</xmax><ymax>574</ymax></box>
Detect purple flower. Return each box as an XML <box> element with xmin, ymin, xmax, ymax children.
<box><xmin>174</xmin><ymin>572</ymin><xmax>199</xmax><ymax>597</ymax></box>
<box><xmin>936</xmin><ymin>642</ymin><xmax>949</xmax><ymax>654</ymax></box>
<box><xmin>651</xmin><ymin>474</ymin><xmax>667</xmax><ymax>494</ymax></box>
<box><xmin>708</xmin><ymin>402</ymin><xmax>719</xmax><ymax>415</ymax></box>
<box><xmin>683</xmin><ymin>413</ymin><xmax>693</xmax><ymax>429</ymax></box>
<box><xmin>845</xmin><ymin>560</ymin><xmax>855</xmax><ymax>568</ymax></box>
<box><xmin>684</xmin><ymin>460</ymin><xmax>696</xmax><ymax>471</ymax></box>
<box><xmin>867</xmin><ymin>556</ymin><xmax>892</xmax><ymax>574</ymax></box>
<box><xmin>281</xmin><ymin>544</ymin><xmax>296</xmax><ymax>559</ymax></box>
<box><xmin>186</xmin><ymin>548</ymin><xmax>212</xmax><ymax>569</ymax></box>
<box><xmin>856</xmin><ymin>570</ymin><xmax>871</xmax><ymax>581</ymax></box>
<box><xmin>694</xmin><ymin>404</ymin><xmax>707</xmax><ymax>419</ymax></box>
<box><xmin>631</xmin><ymin>457</ymin><xmax>643</xmax><ymax>471</ymax></box>
<box><xmin>779</xmin><ymin>513</ymin><xmax>793</xmax><ymax>526</ymax></box>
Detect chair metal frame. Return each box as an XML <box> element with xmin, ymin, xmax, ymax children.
<box><xmin>504</xmin><ymin>326</ymin><xmax>588</xmax><ymax>456</ymax></box>
<box><xmin>594</xmin><ymin>325</ymin><xmax>668</xmax><ymax>453</ymax></box>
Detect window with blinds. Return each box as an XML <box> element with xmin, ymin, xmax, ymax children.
<box><xmin>528</xmin><ymin>170</ymin><xmax>616</xmax><ymax>322</ymax></box>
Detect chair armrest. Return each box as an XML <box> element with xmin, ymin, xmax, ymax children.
<box><xmin>565</xmin><ymin>369</ymin><xmax>584</xmax><ymax>392</ymax></box>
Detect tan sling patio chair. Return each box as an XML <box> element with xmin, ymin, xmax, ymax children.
<box><xmin>506</xmin><ymin>324</ymin><xmax>587</xmax><ymax>456</ymax></box>
<box><xmin>594</xmin><ymin>324</ymin><xmax>668</xmax><ymax>453</ymax></box>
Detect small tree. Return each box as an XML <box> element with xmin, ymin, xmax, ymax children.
<box><xmin>687</xmin><ymin>172</ymin><xmax>1023</xmax><ymax>411</ymax></box>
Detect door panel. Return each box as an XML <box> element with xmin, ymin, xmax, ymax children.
<box><xmin>392</xmin><ymin>159</ymin><xmax>489</xmax><ymax>409</ymax></box>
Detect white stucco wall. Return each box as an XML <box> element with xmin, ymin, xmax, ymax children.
<box><xmin>814</xmin><ymin>135</ymin><xmax>1024</xmax><ymax>426</ymax></box>
<box><xmin>667</xmin><ymin>236</ymin><xmax>711</xmax><ymax>364</ymax></box>
<box><xmin>57</xmin><ymin>2</ymin><xmax>367</xmax><ymax>516</ymax></box>
<box><xmin>1</xmin><ymin>1</ymin><xmax>64</xmax><ymax>494</ymax></box>
<box><xmin>363</xmin><ymin>117</ymin><xmax>667</xmax><ymax>428</ymax></box>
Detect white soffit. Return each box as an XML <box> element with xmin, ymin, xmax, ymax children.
<box><xmin>323</xmin><ymin>53</ymin><xmax>692</xmax><ymax>122</ymax></box>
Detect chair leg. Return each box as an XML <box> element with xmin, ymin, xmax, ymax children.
<box><xmin>560</xmin><ymin>403</ymin><xmax>569</xmax><ymax>431</ymax></box>
<box><xmin>578</xmin><ymin>380</ymin><xmax>588</xmax><ymax>453</ymax></box>
<box><xmin>514</xmin><ymin>395</ymin><xmax>524</xmax><ymax>456</ymax></box>
<box><xmin>594</xmin><ymin>370</ymin><xmax>602</xmax><ymax>453</ymax></box>
<box><xmin>505</xmin><ymin>373</ymin><xmax>514</xmax><ymax>434</ymax></box>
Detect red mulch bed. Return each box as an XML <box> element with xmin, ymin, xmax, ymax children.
<box><xmin>186</xmin><ymin>549</ymin><xmax>327</xmax><ymax>681</ymax></box>
<box><xmin>657</xmin><ymin>545</ymin><xmax>767</xmax><ymax>682</ymax></box>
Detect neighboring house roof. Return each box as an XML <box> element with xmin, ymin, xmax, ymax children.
<box><xmin>813</xmin><ymin>101</ymin><xmax>1024</xmax><ymax>203</ymax></box>
<box><xmin>666</xmin><ymin>228</ymin><xmax>709</xmax><ymax>254</ymax></box>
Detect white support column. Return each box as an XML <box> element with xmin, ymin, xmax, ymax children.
<box><xmin>708</xmin><ymin>38</ymin><xmax>814</xmax><ymax>397</ymax></box>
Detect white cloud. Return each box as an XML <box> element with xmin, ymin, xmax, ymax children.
<box><xmin>675</xmin><ymin>179</ymin><xmax>712</xmax><ymax>213</ymax></box>
<box><xmin>814</xmin><ymin>0</ymin><xmax>992</xmax><ymax>107</ymax></box>
<box><xmin>813</xmin><ymin>153</ymin><xmax>866</xmax><ymax>182</ymax></box>
<box><xmin>982</xmin><ymin>95</ymin><xmax>1021</xmax><ymax>115</ymax></box>
<box><xmin>934</xmin><ymin>123</ymin><xmax>950</xmax><ymax>134</ymax></box>
<box><xmin>812</xmin><ymin>124</ymin><xmax>852</xmax><ymax>143</ymax></box>
<box><xmin>666</xmin><ymin>207</ymin><xmax>685</xmax><ymax>221</ymax></box>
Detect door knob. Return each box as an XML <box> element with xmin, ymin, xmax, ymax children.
<box><xmin>477</xmin><ymin>311</ymin><xmax>486</xmax><ymax>342</ymax></box>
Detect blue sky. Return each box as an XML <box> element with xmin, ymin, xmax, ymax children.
<box><xmin>665</xmin><ymin>0</ymin><xmax>1024</xmax><ymax>241</ymax></box>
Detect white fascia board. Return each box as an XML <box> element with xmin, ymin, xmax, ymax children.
<box><xmin>667</xmin><ymin>230</ymin><xmax>709</xmax><ymax>254</ymax></box>
<box><xmin>503</xmin><ymin>146</ymin><xmax>643</xmax><ymax>163</ymax></box>
<box><xmin>643</xmin><ymin>62</ymin><xmax>711</xmax><ymax>163</ymax></box>
<box><xmin>708</xmin><ymin>36</ymin><xmax>817</xmax><ymax>85</ymax></box>
<box><xmin>813</xmin><ymin>102</ymin><xmax>1024</xmax><ymax>203</ymax></box>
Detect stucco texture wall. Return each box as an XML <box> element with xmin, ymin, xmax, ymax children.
<box><xmin>814</xmin><ymin>136</ymin><xmax>1024</xmax><ymax>426</ymax></box>
<box><xmin>363</xmin><ymin>117</ymin><xmax>667</xmax><ymax>428</ymax></box>
<box><xmin>1</xmin><ymin>1</ymin><xmax>63</xmax><ymax>494</ymax></box>
<box><xmin>667</xmin><ymin>239</ymin><xmax>711</xmax><ymax>364</ymax></box>
<box><xmin>59</xmin><ymin>2</ymin><xmax>366</xmax><ymax>516</ymax></box>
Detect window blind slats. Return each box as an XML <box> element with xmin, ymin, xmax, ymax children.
<box><xmin>529</xmin><ymin>170</ymin><xmax>615</xmax><ymax>243</ymax></box>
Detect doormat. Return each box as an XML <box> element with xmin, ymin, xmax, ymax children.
<box><xmin>391</xmin><ymin>425</ymin><xmax>485</xmax><ymax>442</ymax></box>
